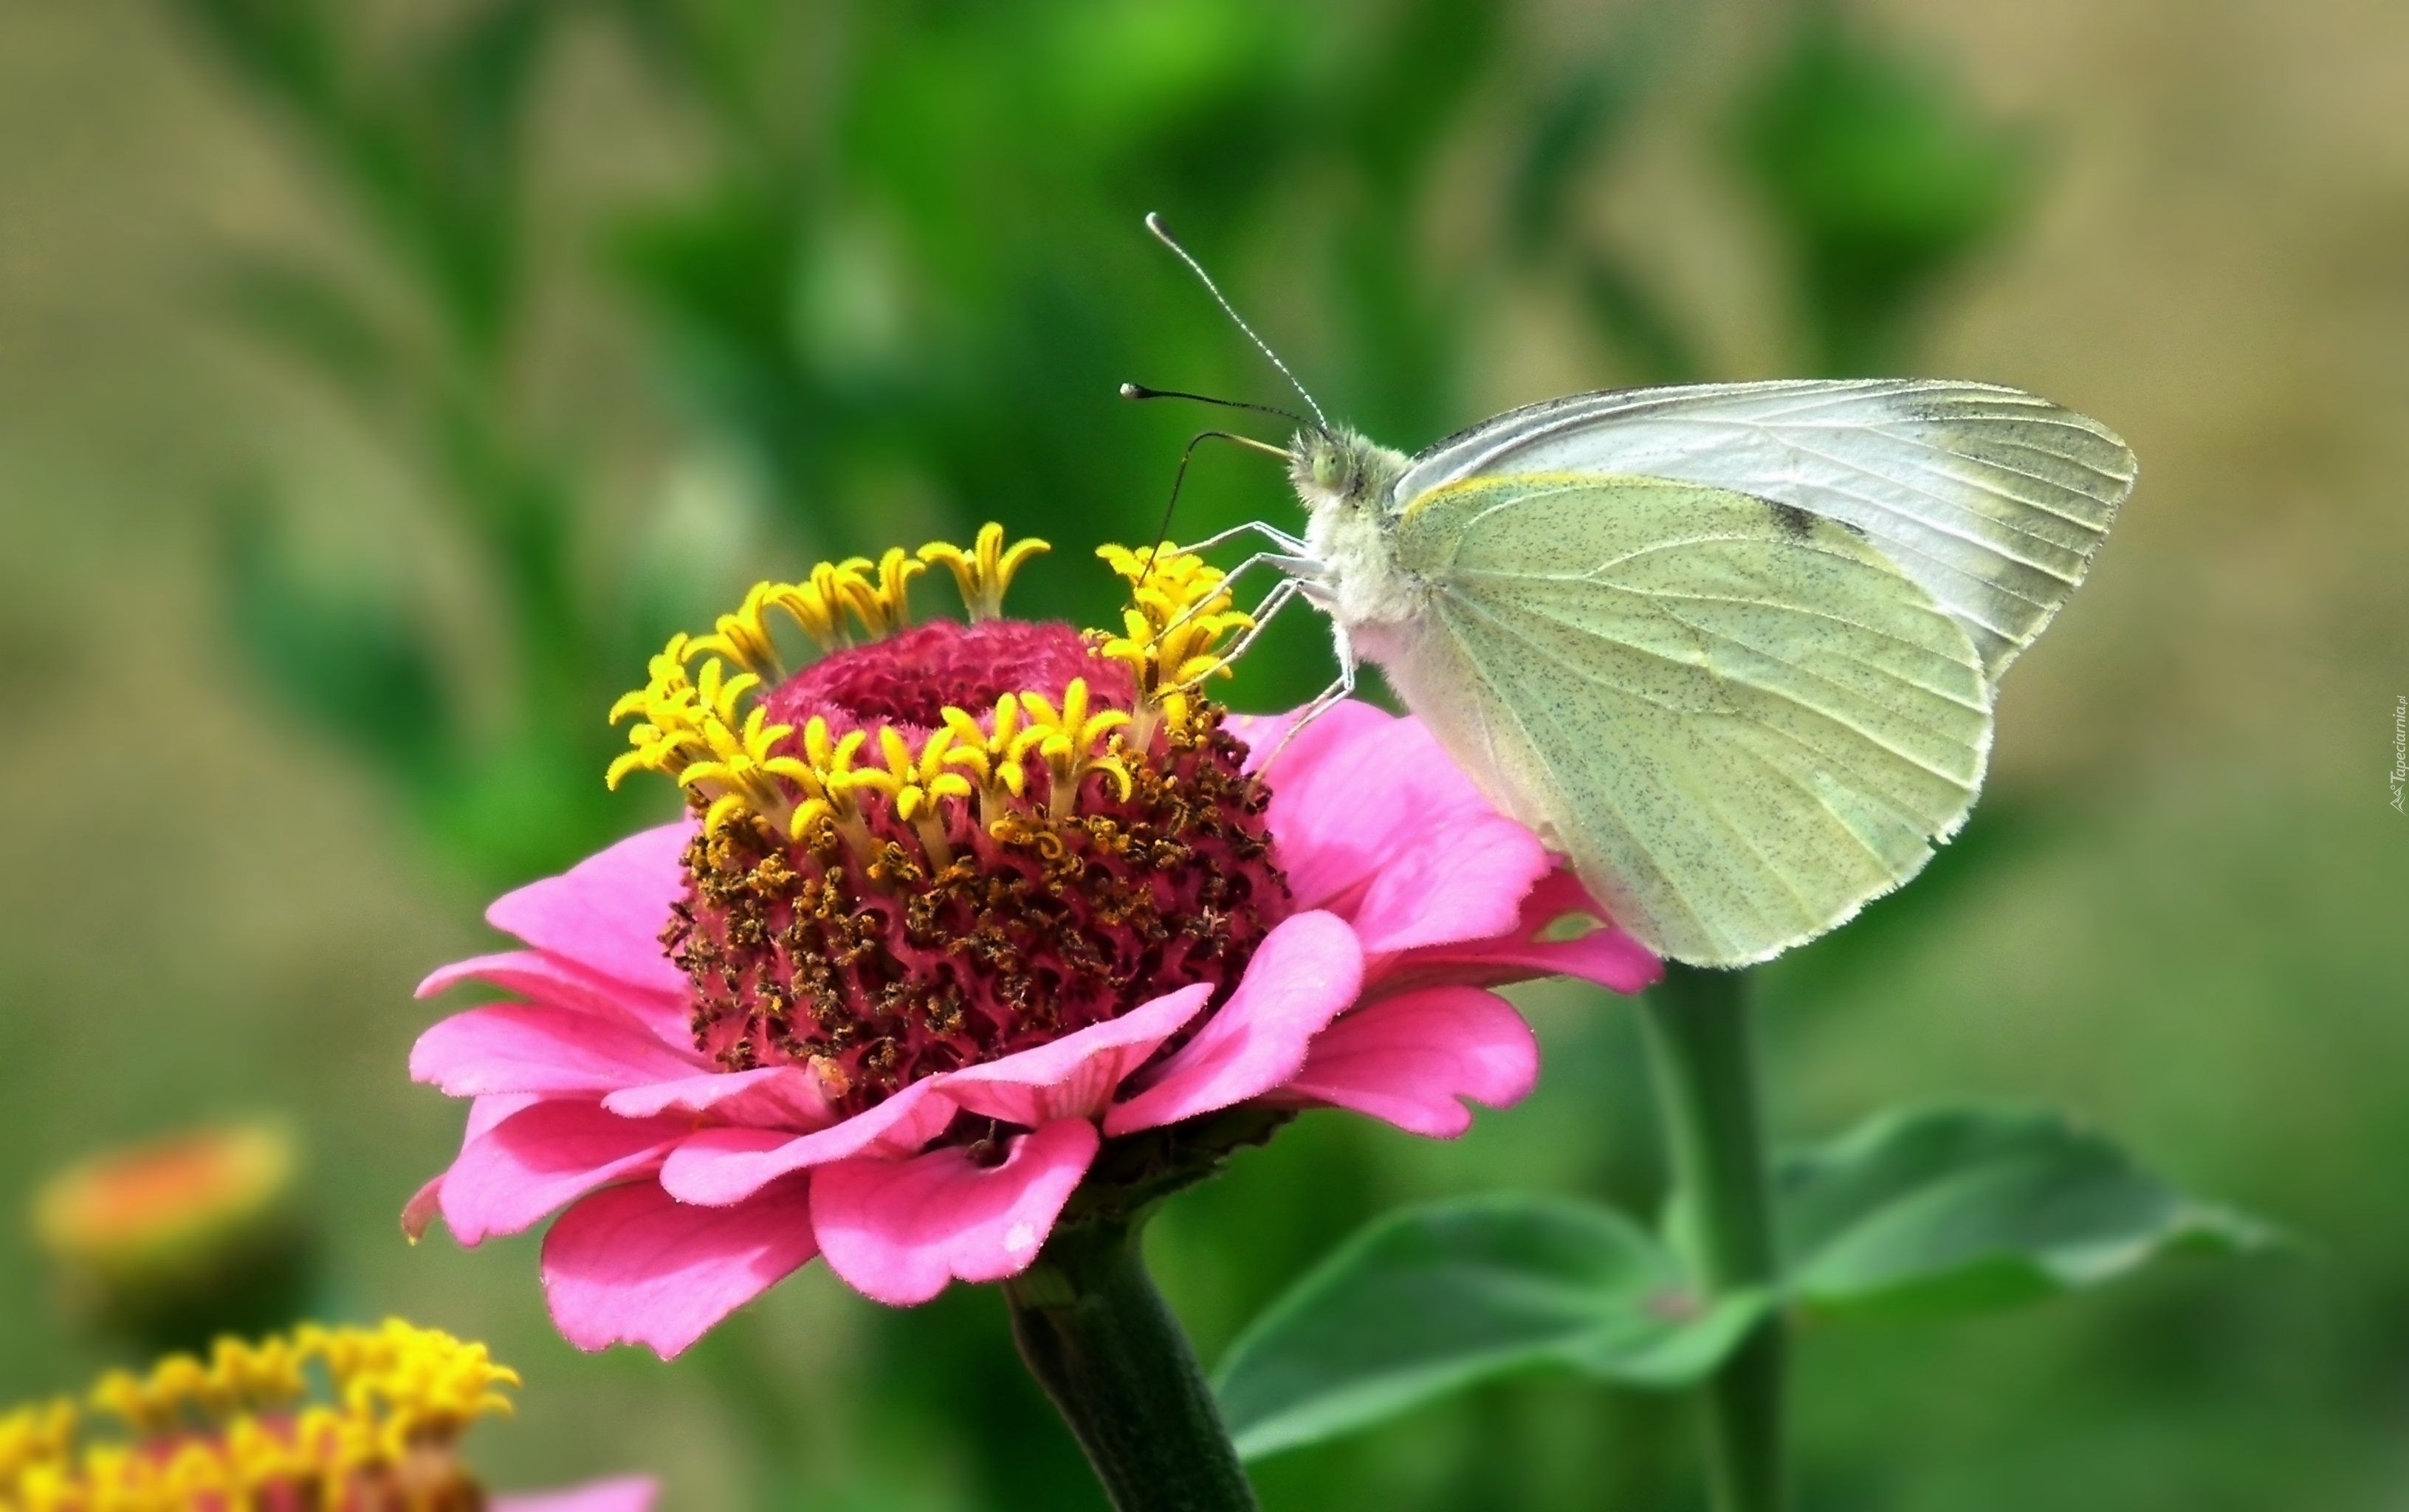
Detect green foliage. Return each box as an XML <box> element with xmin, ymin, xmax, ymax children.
<box><xmin>1778</xmin><ymin>1104</ymin><xmax>2273</xmax><ymax>1316</ymax></box>
<box><xmin>1212</xmin><ymin>1105</ymin><xmax>2262</xmax><ymax>1462</ymax></box>
<box><xmin>173</xmin><ymin>0</ymin><xmax>639</xmax><ymax>884</ymax></box>
<box><xmin>175</xmin><ymin>0</ymin><xmax>549</xmax><ymax>363</ymax></box>
<box><xmin>1213</xmin><ymin>1195</ymin><xmax>1766</xmax><ymax>1463</ymax></box>
<box><xmin>1731</xmin><ymin>11</ymin><xmax>2033</xmax><ymax>374</ymax></box>
<box><xmin>1506</xmin><ymin>3</ymin><xmax>1704</xmax><ymax>384</ymax></box>
<box><xmin>600</xmin><ymin>0</ymin><xmax>1514</xmax><ymax>583</ymax></box>
<box><xmin>221</xmin><ymin>491</ymin><xmax>454</xmax><ymax>790</ymax></box>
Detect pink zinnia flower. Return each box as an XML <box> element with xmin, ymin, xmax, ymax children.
<box><xmin>405</xmin><ymin>529</ymin><xmax>1657</xmax><ymax>1357</ymax></box>
<box><xmin>495</xmin><ymin>1481</ymin><xmax>659</xmax><ymax>1512</ymax></box>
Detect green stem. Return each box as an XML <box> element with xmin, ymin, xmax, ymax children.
<box><xmin>1639</xmin><ymin>963</ymin><xmax>1788</xmax><ymax>1512</ymax></box>
<box><xmin>1004</xmin><ymin>1216</ymin><xmax>1260</xmax><ymax>1512</ymax></box>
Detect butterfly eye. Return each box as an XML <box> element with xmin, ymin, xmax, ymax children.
<box><xmin>1310</xmin><ymin>445</ymin><xmax>1349</xmax><ymax>492</ymax></box>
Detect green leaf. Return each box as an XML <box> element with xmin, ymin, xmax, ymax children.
<box><xmin>1209</xmin><ymin>1107</ymin><xmax>2269</xmax><ymax>1463</ymax></box>
<box><xmin>219</xmin><ymin>258</ymin><xmax>402</xmax><ymax>407</ymax></box>
<box><xmin>1729</xmin><ymin>13</ymin><xmax>2034</xmax><ymax>373</ymax></box>
<box><xmin>1212</xmin><ymin>1195</ymin><xmax>1765</xmax><ymax>1462</ymax></box>
<box><xmin>219</xmin><ymin>494</ymin><xmax>455</xmax><ymax>791</ymax></box>
<box><xmin>1778</xmin><ymin>1104</ymin><xmax>2274</xmax><ymax>1316</ymax></box>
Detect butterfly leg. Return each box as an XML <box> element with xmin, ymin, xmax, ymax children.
<box><xmin>1155</xmin><ymin>550</ymin><xmax>1325</xmax><ymax>642</ymax></box>
<box><xmin>1169</xmin><ymin>519</ymin><xmax>1311</xmax><ymax>556</ymax></box>
<box><xmin>1164</xmin><ymin>575</ymin><xmax>1312</xmax><ymax>695</ymax></box>
<box><xmin>1197</xmin><ymin>571</ymin><xmax>1346</xmax><ymax>698</ymax></box>
<box><xmin>1254</xmin><ymin>627</ymin><xmax>1358</xmax><ymax>770</ymax></box>
<box><xmin>1181</xmin><ymin>574</ymin><xmax>1309</xmax><ymax>673</ymax></box>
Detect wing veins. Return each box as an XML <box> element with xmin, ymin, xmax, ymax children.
<box><xmin>1872</xmin><ymin>441</ymin><xmax>2128</xmax><ymax>522</ymax></box>
<box><xmin>1446</xmin><ymin>547</ymin><xmax>1995</xmax><ymax>704</ymax></box>
<box><xmin>1768</xmin><ymin>479</ymin><xmax>2084</xmax><ymax>609</ymax></box>
<box><xmin>1768</xmin><ymin>437</ymin><xmax>2103</xmax><ymax>571</ymax></box>
<box><xmin>1465</xmin><ymin>605</ymin><xmax>1962</xmax><ymax>945</ymax></box>
<box><xmin>1470</xmin><ymin>609</ymin><xmax>1908</xmax><ymax>941</ymax></box>
<box><xmin>1442</xmin><ymin>588</ymin><xmax>1985</xmax><ymax>787</ymax></box>
<box><xmin>1835</xmin><ymin>427</ymin><xmax>2131</xmax><ymax>520</ymax></box>
<box><xmin>1451</xmin><ymin>573</ymin><xmax>1979</xmax><ymax>711</ymax></box>
<box><xmin>1458</xmin><ymin>614</ymin><xmax>1808</xmax><ymax>949</ymax></box>
<box><xmin>1432</xmin><ymin>608</ymin><xmax>1722</xmax><ymax>946</ymax></box>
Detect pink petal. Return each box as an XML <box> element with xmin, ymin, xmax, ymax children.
<box><xmin>487</xmin><ymin>822</ymin><xmax>694</xmax><ymax>997</ymax></box>
<box><xmin>1278</xmin><ymin>986</ymin><xmax>1539</xmax><ymax>1138</ymax></box>
<box><xmin>660</xmin><ymin>1079</ymin><xmax>958</xmax><ymax>1206</ymax></box>
<box><xmin>494</xmin><ymin>1479</ymin><xmax>659</xmax><ymax>1512</ymax></box>
<box><xmin>1392</xmin><ymin>928</ymin><xmax>1661</xmax><ymax>997</ymax></box>
<box><xmin>939</xmin><ymin>984</ymin><xmax>1212</xmax><ymax>1126</ymax></box>
<box><xmin>1231</xmin><ymin>704</ymin><xmax>1550</xmax><ymax>955</ymax></box>
<box><xmin>811</xmin><ymin>1119</ymin><xmax>1099</xmax><ymax>1306</ymax></box>
<box><xmin>1347</xmin><ymin>811</ymin><xmax>1550</xmax><ymax>958</ymax></box>
<box><xmin>604</xmin><ymin>1066</ymin><xmax>836</xmax><ymax>1129</ymax></box>
<box><xmin>401</xmin><ymin>1175</ymin><xmax>444</xmax><ymax>1243</ymax></box>
<box><xmin>439</xmin><ymin>1102</ymin><xmax>690</xmax><ymax>1246</ymax></box>
<box><xmin>417</xmin><ymin>949</ymin><xmax>690</xmax><ymax>1047</ymax></box>
<box><xmin>408</xmin><ymin>1092</ymin><xmax>546</xmax><ymax>1239</ymax></box>
<box><xmin>541</xmin><ymin>1175</ymin><xmax>817</xmax><ymax>1359</ymax></box>
<box><xmin>410</xmin><ymin>1004</ymin><xmax>701</xmax><ymax>1099</ymax></box>
<box><xmin>1104</xmin><ymin>911</ymin><xmax>1364</xmax><ymax>1137</ymax></box>
<box><xmin>466</xmin><ymin>1093</ymin><xmax>541</xmax><ymax>1143</ymax></box>
<box><xmin>1380</xmin><ymin>870</ymin><xmax>1661</xmax><ymax>997</ymax></box>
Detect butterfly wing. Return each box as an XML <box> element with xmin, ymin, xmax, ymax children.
<box><xmin>1383</xmin><ymin>472</ymin><xmax>1992</xmax><ymax>967</ymax></box>
<box><xmin>1391</xmin><ymin>379</ymin><xmax>2135</xmax><ymax>678</ymax></box>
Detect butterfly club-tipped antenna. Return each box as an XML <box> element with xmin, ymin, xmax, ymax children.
<box><xmin>1118</xmin><ymin>382</ymin><xmax>1300</xmax><ymax>431</ymax></box>
<box><xmin>1118</xmin><ymin>385</ymin><xmax>1296</xmax><ymax>585</ymax></box>
<box><xmin>1144</xmin><ymin>212</ymin><xmax>1330</xmax><ymax>432</ymax></box>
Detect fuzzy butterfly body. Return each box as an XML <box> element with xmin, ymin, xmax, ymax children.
<box><xmin>1265</xmin><ymin>379</ymin><xmax>2134</xmax><ymax>968</ymax></box>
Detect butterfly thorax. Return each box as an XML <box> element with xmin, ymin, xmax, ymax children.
<box><xmin>1292</xmin><ymin>427</ymin><xmax>1418</xmax><ymax>631</ymax></box>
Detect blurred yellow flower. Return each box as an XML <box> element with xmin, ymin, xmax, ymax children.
<box><xmin>0</xmin><ymin>1319</ymin><xmax>517</xmax><ymax>1511</ymax></box>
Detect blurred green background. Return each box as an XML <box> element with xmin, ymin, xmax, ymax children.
<box><xmin>1</xmin><ymin>0</ymin><xmax>2403</xmax><ymax>1505</ymax></box>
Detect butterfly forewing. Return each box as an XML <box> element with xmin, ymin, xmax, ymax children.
<box><xmin>1384</xmin><ymin>473</ymin><xmax>1993</xmax><ymax>966</ymax></box>
<box><xmin>1389</xmin><ymin>379</ymin><xmax>2136</xmax><ymax>678</ymax></box>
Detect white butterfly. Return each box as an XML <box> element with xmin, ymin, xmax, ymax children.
<box><xmin>1138</xmin><ymin>219</ymin><xmax>2136</xmax><ymax>968</ymax></box>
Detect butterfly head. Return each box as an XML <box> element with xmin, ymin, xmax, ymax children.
<box><xmin>1291</xmin><ymin>427</ymin><xmax>1408</xmax><ymax>518</ymax></box>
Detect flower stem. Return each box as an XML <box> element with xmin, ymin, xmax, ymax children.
<box><xmin>1639</xmin><ymin>962</ymin><xmax>1788</xmax><ymax>1512</ymax></box>
<box><xmin>1004</xmin><ymin>1215</ymin><xmax>1260</xmax><ymax>1512</ymax></box>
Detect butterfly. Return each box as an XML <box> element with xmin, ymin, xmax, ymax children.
<box><xmin>1133</xmin><ymin>216</ymin><xmax>2136</xmax><ymax>969</ymax></box>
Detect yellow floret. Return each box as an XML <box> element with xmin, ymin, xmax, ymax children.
<box><xmin>1090</xmin><ymin>542</ymin><xmax>1255</xmax><ymax>743</ymax></box>
<box><xmin>921</xmin><ymin>523</ymin><xmax>1050</xmax><ymax>621</ymax></box>
<box><xmin>1016</xmin><ymin>678</ymin><xmax>1135</xmax><ymax>822</ymax></box>
<box><xmin>599</xmin><ymin>526</ymin><xmax>1189</xmax><ymax>871</ymax></box>
<box><xmin>1</xmin><ymin>1321</ymin><xmax>518</xmax><ymax>1510</ymax></box>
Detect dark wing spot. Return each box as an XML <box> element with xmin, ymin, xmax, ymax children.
<box><xmin>1769</xmin><ymin>501</ymin><xmax>1817</xmax><ymax>539</ymax></box>
<box><xmin>1756</xmin><ymin>498</ymin><xmax>1868</xmax><ymax>540</ymax></box>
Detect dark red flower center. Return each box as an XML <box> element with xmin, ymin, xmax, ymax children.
<box><xmin>660</xmin><ymin>619</ymin><xmax>1290</xmax><ymax>1118</ymax></box>
<box><xmin>762</xmin><ymin>618</ymin><xmax>1136</xmax><ymax>744</ymax></box>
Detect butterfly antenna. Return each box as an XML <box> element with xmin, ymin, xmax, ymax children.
<box><xmin>1134</xmin><ymin>429</ymin><xmax>1281</xmax><ymax>585</ymax></box>
<box><xmin>1118</xmin><ymin>382</ymin><xmax>1300</xmax><ymax>427</ymax></box>
<box><xmin>1145</xmin><ymin>212</ymin><xmax>1330</xmax><ymax>431</ymax></box>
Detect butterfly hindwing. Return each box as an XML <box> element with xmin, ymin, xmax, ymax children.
<box><xmin>1383</xmin><ymin>472</ymin><xmax>1993</xmax><ymax>966</ymax></box>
